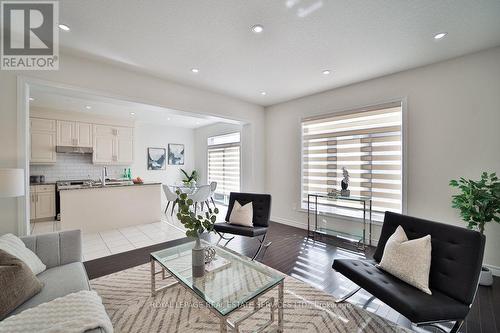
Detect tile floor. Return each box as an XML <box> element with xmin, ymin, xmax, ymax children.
<box><xmin>30</xmin><ymin>204</ymin><xmax>228</xmax><ymax>262</ymax></box>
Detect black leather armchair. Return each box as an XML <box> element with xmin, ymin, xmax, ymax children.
<box><xmin>332</xmin><ymin>212</ymin><xmax>485</xmax><ymax>333</ymax></box>
<box><xmin>213</xmin><ymin>192</ymin><xmax>272</xmax><ymax>260</ymax></box>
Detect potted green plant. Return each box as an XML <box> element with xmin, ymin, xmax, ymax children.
<box><xmin>449</xmin><ymin>172</ymin><xmax>500</xmax><ymax>286</ymax></box>
<box><xmin>176</xmin><ymin>190</ymin><xmax>219</xmax><ymax>277</ymax></box>
<box><xmin>180</xmin><ymin>169</ymin><xmax>198</xmax><ymax>187</ymax></box>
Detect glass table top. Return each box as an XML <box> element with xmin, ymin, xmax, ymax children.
<box><xmin>151</xmin><ymin>240</ymin><xmax>284</xmax><ymax>316</ymax></box>
<box><xmin>309</xmin><ymin>192</ymin><xmax>372</xmax><ymax>202</ymax></box>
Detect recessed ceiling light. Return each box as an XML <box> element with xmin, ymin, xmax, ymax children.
<box><xmin>85</xmin><ymin>105</ymin><xmax>91</xmax><ymax>110</ymax></box>
<box><xmin>130</xmin><ymin>112</ymin><xmax>135</xmax><ymax>116</ymax></box>
<box><xmin>433</xmin><ymin>32</ymin><xmax>447</xmax><ymax>40</ymax></box>
<box><xmin>58</xmin><ymin>24</ymin><xmax>70</xmax><ymax>31</ymax></box>
<box><xmin>260</xmin><ymin>91</ymin><xmax>267</xmax><ymax>96</ymax></box>
<box><xmin>251</xmin><ymin>24</ymin><xmax>264</xmax><ymax>33</ymax></box>
<box><xmin>322</xmin><ymin>70</ymin><xmax>331</xmax><ymax>75</ymax></box>
<box><xmin>191</xmin><ymin>68</ymin><xmax>199</xmax><ymax>73</ymax></box>
<box><xmin>29</xmin><ymin>97</ymin><xmax>34</xmax><ymax>101</ymax></box>
<box><xmin>167</xmin><ymin>117</ymin><xmax>171</xmax><ymax>121</ymax></box>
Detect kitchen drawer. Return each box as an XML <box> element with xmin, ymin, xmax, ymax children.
<box><xmin>34</xmin><ymin>184</ymin><xmax>55</xmax><ymax>193</ymax></box>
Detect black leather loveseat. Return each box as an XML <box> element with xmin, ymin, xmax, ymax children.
<box><xmin>333</xmin><ymin>212</ymin><xmax>485</xmax><ymax>333</ymax></box>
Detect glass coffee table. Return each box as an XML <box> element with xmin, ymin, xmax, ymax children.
<box><xmin>150</xmin><ymin>240</ymin><xmax>285</xmax><ymax>332</ymax></box>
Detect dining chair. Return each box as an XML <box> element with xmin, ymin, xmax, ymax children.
<box><xmin>162</xmin><ymin>184</ymin><xmax>179</xmax><ymax>216</ymax></box>
<box><xmin>187</xmin><ymin>185</ymin><xmax>211</xmax><ymax>214</ymax></box>
<box><xmin>209</xmin><ymin>181</ymin><xmax>217</xmax><ymax>208</ymax></box>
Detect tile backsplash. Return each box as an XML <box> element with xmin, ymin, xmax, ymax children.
<box><xmin>30</xmin><ymin>153</ymin><xmax>130</xmax><ymax>182</ymax></box>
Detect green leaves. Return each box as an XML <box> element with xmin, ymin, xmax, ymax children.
<box><xmin>450</xmin><ymin>172</ymin><xmax>500</xmax><ymax>235</ymax></box>
<box><xmin>175</xmin><ymin>191</ymin><xmax>219</xmax><ymax>238</ymax></box>
<box><xmin>180</xmin><ymin>169</ymin><xmax>199</xmax><ymax>183</ymax></box>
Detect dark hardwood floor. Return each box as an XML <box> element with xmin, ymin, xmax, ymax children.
<box><xmin>84</xmin><ymin>221</ymin><xmax>500</xmax><ymax>333</ymax></box>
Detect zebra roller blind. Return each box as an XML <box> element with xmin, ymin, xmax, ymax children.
<box><xmin>208</xmin><ymin>132</ymin><xmax>241</xmax><ymax>197</ymax></box>
<box><xmin>301</xmin><ymin>102</ymin><xmax>403</xmax><ymax>220</ymax></box>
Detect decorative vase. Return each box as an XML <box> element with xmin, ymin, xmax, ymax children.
<box><xmin>479</xmin><ymin>266</ymin><xmax>493</xmax><ymax>286</ymax></box>
<box><xmin>192</xmin><ymin>237</ymin><xmax>205</xmax><ymax>278</ymax></box>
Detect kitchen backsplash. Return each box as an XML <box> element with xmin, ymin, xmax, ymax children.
<box><xmin>30</xmin><ymin>153</ymin><xmax>130</xmax><ymax>182</ymax></box>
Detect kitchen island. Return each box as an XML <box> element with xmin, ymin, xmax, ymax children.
<box><xmin>59</xmin><ymin>182</ymin><xmax>161</xmax><ymax>233</ymax></box>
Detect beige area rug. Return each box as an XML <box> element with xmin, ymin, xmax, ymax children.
<box><xmin>91</xmin><ymin>264</ymin><xmax>412</xmax><ymax>333</ymax></box>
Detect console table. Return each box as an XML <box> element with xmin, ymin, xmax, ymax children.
<box><xmin>307</xmin><ymin>193</ymin><xmax>372</xmax><ymax>251</ymax></box>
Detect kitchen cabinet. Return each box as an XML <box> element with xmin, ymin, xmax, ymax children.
<box><xmin>93</xmin><ymin>135</ymin><xmax>114</xmax><ymax>163</ymax></box>
<box><xmin>77</xmin><ymin>122</ymin><xmax>93</xmax><ymax>147</ymax></box>
<box><xmin>30</xmin><ymin>118</ymin><xmax>56</xmax><ymax>164</ymax></box>
<box><xmin>93</xmin><ymin>125</ymin><xmax>134</xmax><ymax>165</ymax></box>
<box><xmin>29</xmin><ymin>186</ymin><xmax>36</xmax><ymax>220</ymax></box>
<box><xmin>30</xmin><ymin>184</ymin><xmax>56</xmax><ymax>220</ymax></box>
<box><xmin>57</xmin><ymin>121</ymin><xmax>93</xmax><ymax>148</ymax></box>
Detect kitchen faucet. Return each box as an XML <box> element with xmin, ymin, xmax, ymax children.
<box><xmin>101</xmin><ymin>166</ymin><xmax>108</xmax><ymax>186</ymax></box>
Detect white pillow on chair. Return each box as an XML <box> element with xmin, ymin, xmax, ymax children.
<box><xmin>228</xmin><ymin>201</ymin><xmax>253</xmax><ymax>227</ymax></box>
<box><xmin>377</xmin><ymin>225</ymin><xmax>432</xmax><ymax>295</ymax></box>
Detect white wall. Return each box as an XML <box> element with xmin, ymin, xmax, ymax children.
<box><xmin>131</xmin><ymin>122</ymin><xmax>194</xmax><ymax>208</ymax></box>
<box><xmin>0</xmin><ymin>52</ymin><xmax>265</xmax><ymax>235</ymax></box>
<box><xmin>265</xmin><ymin>46</ymin><xmax>500</xmax><ymax>270</ymax></box>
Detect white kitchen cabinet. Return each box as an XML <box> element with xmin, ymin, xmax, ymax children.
<box><xmin>31</xmin><ymin>118</ymin><xmax>56</xmax><ymax>132</ymax></box>
<box><xmin>30</xmin><ymin>118</ymin><xmax>56</xmax><ymax>164</ymax></box>
<box><xmin>77</xmin><ymin>122</ymin><xmax>93</xmax><ymax>147</ymax></box>
<box><xmin>93</xmin><ymin>124</ymin><xmax>134</xmax><ymax>165</ymax></box>
<box><xmin>115</xmin><ymin>131</ymin><xmax>134</xmax><ymax>165</ymax></box>
<box><xmin>93</xmin><ymin>135</ymin><xmax>114</xmax><ymax>163</ymax></box>
<box><xmin>57</xmin><ymin>120</ymin><xmax>75</xmax><ymax>146</ymax></box>
<box><xmin>29</xmin><ymin>186</ymin><xmax>36</xmax><ymax>220</ymax></box>
<box><xmin>36</xmin><ymin>192</ymin><xmax>56</xmax><ymax>218</ymax></box>
<box><xmin>57</xmin><ymin>121</ymin><xmax>93</xmax><ymax>147</ymax></box>
<box><xmin>30</xmin><ymin>185</ymin><xmax>56</xmax><ymax>220</ymax></box>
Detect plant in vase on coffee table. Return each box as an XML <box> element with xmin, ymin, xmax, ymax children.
<box><xmin>175</xmin><ymin>190</ymin><xmax>219</xmax><ymax>277</ymax></box>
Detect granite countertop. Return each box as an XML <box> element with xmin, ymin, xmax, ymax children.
<box><xmin>58</xmin><ymin>182</ymin><xmax>161</xmax><ymax>191</ymax></box>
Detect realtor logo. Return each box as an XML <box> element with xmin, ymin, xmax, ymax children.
<box><xmin>1</xmin><ymin>1</ymin><xmax>59</xmax><ymax>70</ymax></box>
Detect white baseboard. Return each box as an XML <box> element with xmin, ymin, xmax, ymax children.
<box><xmin>271</xmin><ymin>216</ymin><xmax>379</xmax><ymax>247</ymax></box>
<box><xmin>484</xmin><ymin>264</ymin><xmax>500</xmax><ymax>277</ymax></box>
<box><xmin>271</xmin><ymin>216</ymin><xmax>308</xmax><ymax>230</ymax></box>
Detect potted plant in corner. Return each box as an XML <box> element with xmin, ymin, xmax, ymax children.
<box><xmin>180</xmin><ymin>169</ymin><xmax>199</xmax><ymax>187</ymax></box>
<box><xmin>176</xmin><ymin>190</ymin><xmax>219</xmax><ymax>278</ymax></box>
<box><xmin>450</xmin><ymin>172</ymin><xmax>500</xmax><ymax>286</ymax></box>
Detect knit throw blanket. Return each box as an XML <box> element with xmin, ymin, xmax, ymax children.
<box><xmin>0</xmin><ymin>290</ymin><xmax>113</xmax><ymax>333</ymax></box>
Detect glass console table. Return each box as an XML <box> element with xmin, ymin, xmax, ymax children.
<box><xmin>307</xmin><ymin>193</ymin><xmax>372</xmax><ymax>251</ymax></box>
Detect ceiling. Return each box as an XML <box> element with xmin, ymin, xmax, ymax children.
<box><xmin>29</xmin><ymin>87</ymin><xmax>227</xmax><ymax>129</ymax></box>
<box><xmin>59</xmin><ymin>0</ymin><xmax>500</xmax><ymax>106</ymax></box>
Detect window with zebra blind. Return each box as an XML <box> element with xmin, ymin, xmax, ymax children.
<box><xmin>301</xmin><ymin>102</ymin><xmax>403</xmax><ymax>221</ymax></box>
<box><xmin>207</xmin><ymin>132</ymin><xmax>241</xmax><ymax>205</ymax></box>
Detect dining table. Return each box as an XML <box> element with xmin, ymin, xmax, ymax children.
<box><xmin>168</xmin><ymin>183</ymin><xmax>206</xmax><ymax>194</ymax></box>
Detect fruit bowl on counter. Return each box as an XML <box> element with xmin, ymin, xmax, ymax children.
<box><xmin>132</xmin><ymin>177</ymin><xmax>144</xmax><ymax>184</ymax></box>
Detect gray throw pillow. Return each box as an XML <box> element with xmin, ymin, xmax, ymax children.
<box><xmin>0</xmin><ymin>249</ymin><xmax>43</xmax><ymax>320</ymax></box>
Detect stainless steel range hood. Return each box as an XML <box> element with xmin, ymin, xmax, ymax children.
<box><xmin>56</xmin><ymin>146</ymin><xmax>93</xmax><ymax>154</ymax></box>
